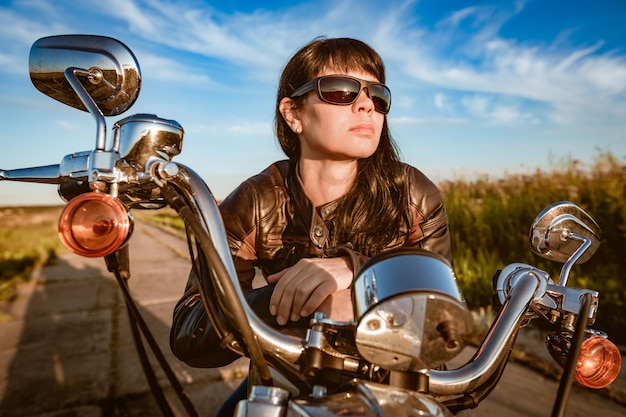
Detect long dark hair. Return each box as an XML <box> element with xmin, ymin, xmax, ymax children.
<box><xmin>275</xmin><ymin>37</ymin><xmax>410</xmax><ymax>256</ymax></box>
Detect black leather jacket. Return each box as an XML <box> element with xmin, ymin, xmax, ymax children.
<box><xmin>170</xmin><ymin>160</ymin><xmax>452</xmax><ymax>367</ymax></box>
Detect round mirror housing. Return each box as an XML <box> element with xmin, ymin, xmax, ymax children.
<box><xmin>29</xmin><ymin>35</ymin><xmax>141</xmax><ymax>116</ymax></box>
<box><xmin>529</xmin><ymin>201</ymin><xmax>601</xmax><ymax>264</ymax></box>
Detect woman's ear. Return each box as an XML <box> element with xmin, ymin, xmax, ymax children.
<box><xmin>279</xmin><ymin>97</ymin><xmax>302</xmax><ymax>134</ymax></box>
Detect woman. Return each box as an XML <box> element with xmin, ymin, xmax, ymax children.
<box><xmin>170</xmin><ymin>37</ymin><xmax>451</xmax><ymax>416</ymax></box>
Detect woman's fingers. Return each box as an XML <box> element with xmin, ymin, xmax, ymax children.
<box><xmin>271</xmin><ymin>268</ymin><xmax>321</xmax><ymax>325</ymax></box>
<box><xmin>268</xmin><ymin>257</ymin><xmax>353</xmax><ymax>325</ymax></box>
<box><xmin>266</xmin><ymin>268</ymin><xmax>286</xmax><ymax>284</ymax></box>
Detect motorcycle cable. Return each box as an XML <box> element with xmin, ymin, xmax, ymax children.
<box><xmin>551</xmin><ymin>292</ymin><xmax>593</xmax><ymax>417</ymax></box>
<box><xmin>104</xmin><ymin>248</ymin><xmax>200</xmax><ymax>417</ymax></box>
<box><xmin>183</xmin><ymin>221</ymin><xmax>242</xmax><ymax>349</ymax></box>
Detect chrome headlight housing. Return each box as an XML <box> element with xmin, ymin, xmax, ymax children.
<box><xmin>353</xmin><ymin>249</ymin><xmax>472</xmax><ymax>371</ymax></box>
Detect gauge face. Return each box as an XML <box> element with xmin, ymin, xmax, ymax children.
<box><xmin>353</xmin><ymin>249</ymin><xmax>472</xmax><ymax>371</ymax></box>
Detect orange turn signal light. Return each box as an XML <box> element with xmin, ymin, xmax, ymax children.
<box><xmin>58</xmin><ymin>192</ymin><xmax>132</xmax><ymax>257</ymax></box>
<box><xmin>575</xmin><ymin>336</ymin><xmax>622</xmax><ymax>389</ymax></box>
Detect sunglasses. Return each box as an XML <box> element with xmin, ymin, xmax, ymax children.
<box><xmin>290</xmin><ymin>75</ymin><xmax>392</xmax><ymax>114</ymax></box>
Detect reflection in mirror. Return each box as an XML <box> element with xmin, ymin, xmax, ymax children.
<box><xmin>529</xmin><ymin>201</ymin><xmax>602</xmax><ymax>265</ymax></box>
<box><xmin>29</xmin><ymin>35</ymin><xmax>141</xmax><ymax>117</ymax></box>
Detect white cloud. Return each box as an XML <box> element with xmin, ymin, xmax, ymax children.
<box><xmin>0</xmin><ymin>52</ymin><xmax>23</xmax><ymax>75</ymax></box>
<box><xmin>386</xmin><ymin>4</ymin><xmax>626</xmax><ymax>125</ymax></box>
<box><xmin>460</xmin><ymin>94</ymin><xmax>539</xmax><ymax>125</ymax></box>
<box><xmin>2</xmin><ymin>0</ymin><xmax>626</xmax><ymax>128</ymax></box>
<box><xmin>228</xmin><ymin>121</ymin><xmax>273</xmax><ymax>137</ymax></box>
<box><xmin>0</xmin><ymin>6</ymin><xmax>70</xmax><ymax>76</ymax></box>
<box><xmin>183</xmin><ymin>120</ymin><xmax>273</xmax><ymax>138</ymax></box>
<box><xmin>92</xmin><ymin>0</ymin><xmax>294</xmax><ymax>73</ymax></box>
<box><xmin>136</xmin><ymin>52</ymin><xmax>213</xmax><ymax>84</ymax></box>
<box><xmin>434</xmin><ymin>92</ymin><xmax>452</xmax><ymax>112</ymax></box>
<box><xmin>0</xmin><ymin>6</ymin><xmax>67</xmax><ymax>45</ymax></box>
<box><xmin>490</xmin><ymin>104</ymin><xmax>524</xmax><ymax>124</ymax></box>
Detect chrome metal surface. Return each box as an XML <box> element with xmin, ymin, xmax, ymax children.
<box><xmin>556</xmin><ymin>234</ymin><xmax>591</xmax><ymax>287</ymax></box>
<box><xmin>29</xmin><ymin>35</ymin><xmax>141</xmax><ymax>117</ymax></box>
<box><xmin>0</xmin><ymin>151</ymin><xmax>93</xmax><ymax>185</ymax></box>
<box><xmin>289</xmin><ymin>380</ymin><xmax>453</xmax><ymax>417</ymax></box>
<box><xmin>64</xmin><ymin>67</ymin><xmax>107</xmax><ymax>150</ymax></box>
<box><xmin>167</xmin><ymin>165</ymin><xmax>304</xmax><ymax>362</ymax></box>
<box><xmin>494</xmin><ymin>263</ymin><xmax>551</xmax><ymax>307</ymax></box>
<box><xmin>529</xmin><ymin>201</ymin><xmax>601</xmax><ymax>265</ymax></box>
<box><xmin>429</xmin><ymin>268</ymin><xmax>543</xmax><ymax>395</ymax></box>
<box><xmin>543</xmin><ymin>285</ymin><xmax>599</xmax><ymax>321</ymax></box>
<box><xmin>353</xmin><ymin>249</ymin><xmax>472</xmax><ymax>371</ymax></box>
<box><xmin>235</xmin><ymin>385</ymin><xmax>290</xmax><ymax>416</ymax></box>
<box><xmin>0</xmin><ymin>164</ymin><xmax>63</xmax><ymax>184</ymax></box>
<box><xmin>113</xmin><ymin>114</ymin><xmax>183</xmax><ymax>171</ymax></box>
<box><xmin>60</xmin><ymin>152</ymin><xmax>90</xmax><ymax>178</ymax></box>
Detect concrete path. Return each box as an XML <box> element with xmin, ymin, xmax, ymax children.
<box><xmin>0</xmin><ymin>222</ymin><xmax>248</xmax><ymax>417</ymax></box>
<box><xmin>0</xmin><ymin>221</ymin><xmax>624</xmax><ymax>416</ymax></box>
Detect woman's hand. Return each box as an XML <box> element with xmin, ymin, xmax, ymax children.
<box><xmin>267</xmin><ymin>257</ymin><xmax>354</xmax><ymax>325</ymax></box>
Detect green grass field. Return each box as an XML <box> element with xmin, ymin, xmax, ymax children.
<box><xmin>442</xmin><ymin>151</ymin><xmax>625</xmax><ymax>343</ymax></box>
<box><xmin>0</xmin><ymin>206</ymin><xmax>65</xmax><ymax>301</ymax></box>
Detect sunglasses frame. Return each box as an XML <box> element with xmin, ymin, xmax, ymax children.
<box><xmin>290</xmin><ymin>75</ymin><xmax>391</xmax><ymax>114</ymax></box>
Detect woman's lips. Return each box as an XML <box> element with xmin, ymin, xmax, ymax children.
<box><xmin>350</xmin><ymin>122</ymin><xmax>375</xmax><ymax>135</ymax></box>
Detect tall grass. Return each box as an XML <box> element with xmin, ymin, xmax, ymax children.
<box><xmin>0</xmin><ymin>206</ymin><xmax>65</xmax><ymax>301</ymax></box>
<box><xmin>132</xmin><ymin>207</ymin><xmax>185</xmax><ymax>234</ymax></box>
<box><xmin>443</xmin><ymin>151</ymin><xmax>626</xmax><ymax>344</ymax></box>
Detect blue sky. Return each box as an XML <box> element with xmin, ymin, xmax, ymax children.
<box><xmin>1</xmin><ymin>0</ymin><xmax>625</xmax><ymax>206</ymax></box>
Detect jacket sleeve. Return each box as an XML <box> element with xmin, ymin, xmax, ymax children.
<box><xmin>405</xmin><ymin>165</ymin><xmax>453</xmax><ymax>264</ymax></box>
<box><xmin>170</xmin><ymin>268</ymin><xmax>240</xmax><ymax>368</ymax></box>
<box><xmin>170</xmin><ymin>267</ymin><xmax>287</xmax><ymax>368</ymax></box>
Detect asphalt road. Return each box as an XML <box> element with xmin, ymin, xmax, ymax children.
<box><xmin>0</xmin><ymin>221</ymin><xmax>624</xmax><ymax>416</ymax></box>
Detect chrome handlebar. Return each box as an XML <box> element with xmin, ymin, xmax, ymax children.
<box><xmin>159</xmin><ymin>164</ymin><xmax>602</xmax><ymax>397</ymax></box>
<box><xmin>0</xmin><ymin>154</ymin><xmax>603</xmax><ymax>398</ymax></box>
<box><xmin>166</xmin><ymin>165</ymin><xmax>305</xmax><ymax>363</ymax></box>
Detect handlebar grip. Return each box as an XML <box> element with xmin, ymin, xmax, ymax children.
<box><xmin>0</xmin><ymin>164</ymin><xmax>64</xmax><ymax>184</ymax></box>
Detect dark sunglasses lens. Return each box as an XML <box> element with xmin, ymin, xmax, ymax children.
<box><xmin>319</xmin><ymin>77</ymin><xmax>360</xmax><ymax>104</ymax></box>
<box><xmin>317</xmin><ymin>77</ymin><xmax>391</xmax><ymax>113</ymax></box>
<box><xmin>369</xmin><ymin>84</ymin><xmax>391</xmax><ymax>113</ymax></box>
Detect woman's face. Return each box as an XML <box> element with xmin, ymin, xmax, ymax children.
<box><xmin>296</xmin><ymin>68</ymin><xmax>385</xmax><ymax>162</ymax></box>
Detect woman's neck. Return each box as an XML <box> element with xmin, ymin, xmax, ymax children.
<box><xmin>297</xmin><ymin>159</ymin><xmax>357</xmax><ymax>207</ymax></box>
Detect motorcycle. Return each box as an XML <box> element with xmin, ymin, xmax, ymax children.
<box><xmin>1</xmin><ymin>34</ymin><xmax>622</xmax><ymax>417</ymax></box>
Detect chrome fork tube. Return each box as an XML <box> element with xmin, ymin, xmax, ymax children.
<box><xmin>429</xmin><ymin>270</ymin><xmax>541</xmax><ymax>395</ymax></box>
<box><xmin>168</xmin><ymin>165</ymin><xmax>303</xmax><ymax>362</ymax></box>
<box><xmin>65</xmin><ymin>68</ymin><xmax>107</xmax><ymax>151</ymax></box>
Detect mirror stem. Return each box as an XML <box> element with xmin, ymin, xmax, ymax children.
<box><xmin>64</xmin><ymin>67</ymin><xmax>107</xmax><ymax>151</ymax></box>
<box><xmin>558</xmin><ymin>233</ymin><xmax>591</xmax><ymax>287</ymax></box>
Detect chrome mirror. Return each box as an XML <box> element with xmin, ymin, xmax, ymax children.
<box><xmin>29</xmin><ymin>35</ymin><xmax>141</xmax><ymax>116</ymax></box>
<box><xmin>529</xmin><ymin>201</ymin><xmax>601</xmax><ymax>286</ymax></box>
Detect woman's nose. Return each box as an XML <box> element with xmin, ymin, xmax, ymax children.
<box><xmin>354</xmin><ymin>87</ymin><xmax>375</xmax><ymax>112</ymax></box>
